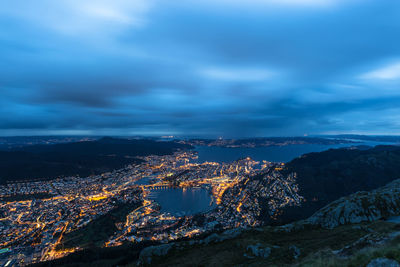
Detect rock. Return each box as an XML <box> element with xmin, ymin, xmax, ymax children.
<box><xmin>289</xmin><ymin>245</ymin><xmax>301</xmax><ymax>259</ymax></box>
<box><xmin>200</xmin><ymin>228</ymin><xmax>243</xmax><ymax>245</ymax></box>
<box><xmin>138</xmin><ymin>243</ymin><xmax>174</xmax><ymax>265</ymax></box>
<box><xmin>278</xmin><ymin>221</ymin><xmax>305</xmax><ymax>232</ymax></box>
<box><xmin>222</xmin><ymin>228</ymin><xmax>242</xmax><ymax>239</ymax></box>
<box><xmin>367</xmin><ymin>258</ymin><xmax>400</xmax><ymax>267</ymax></box>
<box><xmin>246</xmin><ymin>243</ymin><xmax>271</xmax><ymax>259</ymax></box>
<box><xmin>201</xmin><ymin>233</ymin><xmax>220</xmax><ymax>244</ymax></box>
<box><xmin>243</xmin><ymin>253</ymin><xmax>255</xmax><ymax>259</ymax></box>
<box><xmin>337</xmin><ymin>233</ymin><xmax>386</xmax><ymax>256</ymax></box>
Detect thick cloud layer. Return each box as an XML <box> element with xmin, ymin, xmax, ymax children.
<box><xmin>1</xmin><ymin>0</ymin><xmax>400</xmax><ymax>137</ymax></box>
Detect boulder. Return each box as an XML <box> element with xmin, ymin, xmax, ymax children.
<box><xmin>246</xmin><ymin>243</ymin><xmax>271</xmax><ymax>258</ymax></box>
<box><xmin>200</xmin><ymin>228</ymin><xmax>243</xmax><ymax>245</ymax></box>
<box><xmin>201</xmin><ymin>233</ymin><xmax>220</xmax><ymax>244</ymax></box>
<box><xmin>289</xmin><ymin>245</ymin><xmax>301</xmax><ymax>259</ymax></box>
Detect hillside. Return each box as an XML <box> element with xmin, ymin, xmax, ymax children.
<box><xmin>275</xmin><ymin>145</ymin><xmax>400</xmax><ymax>223</ymax></box>
<box><xmin>0</xmin><ymin>137</ymin><xmax>192</xmax><ymax>184</ymax></box>
<box><xmin>131</xmin><ymin>221</ymin><xmax>400</xmax><ymax>267</ymax></box>
<box><xmin>304</xmin><ymin>179</ymin><xmax>400</xmax><ymax>229</ymax></box>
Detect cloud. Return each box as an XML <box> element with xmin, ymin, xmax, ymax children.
<box><xmin>0</xmin><ymin>0</ymin><xmax>152</xmax><ymax>38</ymax></box>
<box><xmin>1</xmin><ymin>1</ymin><xmax>400</xmax><ymax>136</ymax></box>
<box><xmin>77</xmin><ymin>1</ymin><xmax>149</xmax><ymax>25</ymax></box>
<box><xmin>200</xmin><ymin>67</ymin><xmax>276</xmax><ymax>82</ymax></box>
<box><xmin>360</xmin><ymin>62</ymin><xmax>400</xmax><ymax>80</ymax></box>
<box><xmin>182</xmin><ymin>0</ymin><xmax>348</xmax><ymax>9</ymax></box>
<box><xmin>266</xmin><ymin>0</ymin><xmax>337</xmax><ymax>6</ymax></box>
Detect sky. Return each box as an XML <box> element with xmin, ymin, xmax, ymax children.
<box><xmin>1</xmin><ymin>0</ymin><xmax>400</xmax><ymax>137</ymax></box>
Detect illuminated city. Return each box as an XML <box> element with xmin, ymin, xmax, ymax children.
<box><xmin>0</xmin><ymin>150</ymin><xmax>303</xmax><ymax>265</ymax></box>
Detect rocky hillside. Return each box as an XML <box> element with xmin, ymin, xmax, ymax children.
<box><xmin>304</xmin><ymin>179</ymin><xmax>400</xmax><ymax>229</ymax></box>
<box><xmin>128</xmin><ymin>220</ymin><xmax>400</xmax><ymax>266</ymax></box>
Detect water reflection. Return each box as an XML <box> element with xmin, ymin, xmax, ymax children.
<box><xmin>147</xmin><ymin>187</ymin><xmax>216</xmax><ymax>216</ymax></box>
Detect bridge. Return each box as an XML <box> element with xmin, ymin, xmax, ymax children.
<box><xmin>140</xmin><ymin>183</ymin><xmax>171</xmax><ymax>190</ymax></box>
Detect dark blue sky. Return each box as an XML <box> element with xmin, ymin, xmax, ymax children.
<box><xmin>1</xmin><ymin>0</ymin><xmax>400</xmax><ymax>137</ymax></box>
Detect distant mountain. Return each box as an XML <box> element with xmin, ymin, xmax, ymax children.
<box><xmin>0</xmin><ymin>136</ymin><xmax>99</xmax><ymax>150</ymax></box>
<box><xmin>19</xmin><ymin>137</ymin><xmax>190</xmax><ymax>155</ymax></box>
<box><xmin>184</xmin><ymin>136</ymin><xmax>355</xmax><ymax>148</ymax></box>
<box><xmin>0</xmin><ymin>137</ymin><xmax>192</xmax><ymax>184</ymax></box>
<box><xmin>325</xmin><ymin>134</ymin><xmax>400</xmax><ymax>143</ymax></box>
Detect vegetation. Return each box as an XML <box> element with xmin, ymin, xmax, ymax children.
<box><xmin>298</xmin><ymin>234</ymin><xmax>400</xmax><ymax>267</ymax></box>
<box><xmin>134</xmin><ymin>221</ymin><xmax>400</xmax><ymax>267</ymax></box>
<box><xmin>0</xmin><ymin>137</ymin><xmax>192</xmax><ymax>184</ymax></box>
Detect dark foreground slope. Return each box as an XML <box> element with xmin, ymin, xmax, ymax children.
<box><xmin>276</xmin><ymin>145</ymin><xmax>400</xmax><ymax>223</ymax></box>
<box><xmin>134</xmin><ymin>221</ymin><xmax>400</xmax><ymax>267</ymax></box>
<box><xmin>0</xmin><ymin>137</ymin><xmax>191</xmax><ymax>184</ymax></box>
